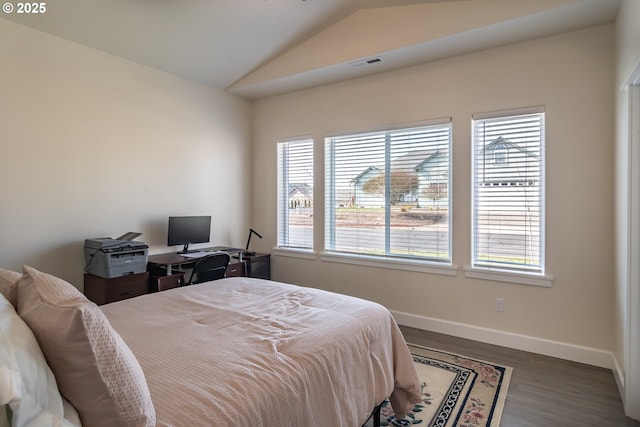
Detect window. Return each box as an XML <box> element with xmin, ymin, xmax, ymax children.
<box><xmin>472</xmin><ymin>108</ymin><xmax>545</xmax><ymax>274</ymax></box>
<box><xmin>277</xmin><ymin>138</ymin><xmax>314</xmax><ymax>250</ymax></box>
<box><xmin>325</xmin><ymin>121</ymin><xmax>451</xmax><ymax>263</ymax></box>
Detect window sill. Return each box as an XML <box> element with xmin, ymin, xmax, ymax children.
<box><xmin>272</xmin><ymin>248</ymin><xmax>317</xmax><ymax>260</ymax></box>
<box><xmin>320</xmin><ymin>252</ymin><xmax>458</xmax><ymax>276</ymax></box>
<box><xmin>463</xmin><ymin>266</ymin><xmax>553</xmax><ymax>287</ymax></box>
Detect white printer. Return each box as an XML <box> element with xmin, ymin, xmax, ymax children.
<box><xmin>84</xmin><ymin>238</ymin><xmax>149</xmax><ymax>278</ymax></box>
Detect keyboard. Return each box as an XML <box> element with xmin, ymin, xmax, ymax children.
<box><xmin>180</xmin><ymin>251</ymin><xmax>208</xmax><ymax>258</ymax></box>
<box><xmin>206</xmin><ymin>247</ymin><xmax>243</xmax><ymax>253</ymax></box>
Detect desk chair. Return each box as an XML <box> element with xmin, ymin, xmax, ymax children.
<box><xmin>186</xmin><ymin>252</ymin><xmax>230</xmax><ymax>285</ymax></box>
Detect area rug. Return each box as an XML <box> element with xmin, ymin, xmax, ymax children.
<box><xmin>368</xmin><ymin>345</ymin><xmax>512</xmax><ymax>427</ymax></box>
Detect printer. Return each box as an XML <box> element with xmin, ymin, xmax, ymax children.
<box><xmin>84</xmin><ymin>238</ymin><xmax>149</xmax><ymax>278</ymax></box>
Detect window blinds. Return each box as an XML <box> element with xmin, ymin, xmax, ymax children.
<box><xmin>277</xmin><ymin>139</ymin><xmax>314</xmax><ymax>249</ymax></box>
<box><xmin>325</xmin><ymin>122</ymin><xmax>451</xmax><ymax>262</ymax></box>
<box><xmin>472</xmin><ymin>109</ymin><xmax>545</xmax><ymax>273</ymax></box>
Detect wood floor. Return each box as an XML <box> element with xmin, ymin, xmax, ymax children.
<box><xmin>400</xmin><ymin>326</ymin><xmax>640</xmax><ymax>427</ymax></box>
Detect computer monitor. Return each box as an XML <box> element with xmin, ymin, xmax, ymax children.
<box><xmin>167</xmin><ymin>216</ymin><xmax>211</xmax><ymax>254</ymax></box>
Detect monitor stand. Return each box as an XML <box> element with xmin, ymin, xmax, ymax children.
<box><xmin>178</xmin><ymin>243</ymin><xmax>195</xmax><ymax>254</ymax></box>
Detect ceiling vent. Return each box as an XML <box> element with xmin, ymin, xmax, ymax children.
<box><xmin>350</xmin><ymin>57</ymin><xmax>383</xmax><ymax>68</ymax></box>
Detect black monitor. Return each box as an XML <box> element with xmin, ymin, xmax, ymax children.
<box><xmin>167</xmin><ymin>216</ymin><xmax>211</xmax><ymax>254</ymax></box>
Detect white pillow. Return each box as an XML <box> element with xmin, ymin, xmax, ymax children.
<box><xmin>0</xmin><ymin>293</ymin><xmax>79</xmax><ymax>427</ymax></box>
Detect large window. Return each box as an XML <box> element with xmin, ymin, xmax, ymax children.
<box><xmin>471</xmin><ymin>108</ymin><xmax>545</xmax><ymax>274</ymax></box>
<box><xmin>277</xmin><ymin>138</ymin><xmax>314</xmax><ymax>250</ymax></box>
<box><xmin>325</xmin><ymin>121</ymin><xmax>451</xmax><ymax>263</ymax></box>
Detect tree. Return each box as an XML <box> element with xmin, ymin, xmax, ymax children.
<box><xmin>362</xmin><ymin>171</ymin><xmax>419</xmax><ymax>205</ymax></box>
<box><xmin>423</xmin><ymin>182</ymin><xmax>448</xmax><ymax>207</ymax></box>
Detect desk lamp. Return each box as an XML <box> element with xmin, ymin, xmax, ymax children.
<box><xmin>244</xmin><ymin>228</ymin><xmax>262</xmax><ymax>256</ymax></box>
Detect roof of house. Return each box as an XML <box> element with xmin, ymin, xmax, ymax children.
<box><xmin>483</xmin><ymin>136</ymin><xmax>539</xmax><ymax>159</ymax></box>
<box><xmin>288</xmin><ymin>183</ymin><xmax>313</xmax><ymax>198</ymax></box>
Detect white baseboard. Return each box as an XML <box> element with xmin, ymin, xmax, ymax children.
<box><xmin>612</xmin><ymin>353</ymin><xmax>625</xmax><ymax>397</ymax></box>
<box><xmin>392</xmin><ymin>310</ymin><xmax>615</xmax><ymax>369</ymax></box>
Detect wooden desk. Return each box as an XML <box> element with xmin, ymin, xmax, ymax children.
<box><xmin>147</xmin><ymin>247</ymin><xmax>271</xmax><ymax>281</ymax></box>
<box><xmin>147</xmin><ymin>246</ymin><xmax>244</xmax><ymax>274</ymax></box>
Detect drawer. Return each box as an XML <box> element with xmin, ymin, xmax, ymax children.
<box><xmin>153</xmin><ymin>273</ymin><xmax>184</xmax><ymax>292</ymax></box>
<box><xmin>104</xmin><ymin>274</ymin><xmax>149</xmax><ymax>303</ymax></box>
<box><xmin>225</xmin><ymin>262</ymin><xmax>245</xmax><ymax>277</ymax></box>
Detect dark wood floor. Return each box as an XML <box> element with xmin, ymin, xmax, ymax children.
<box><xmin>400</xmin><ymin>326</ymin><xmax>640</xmax><ymax>427</ymax></box>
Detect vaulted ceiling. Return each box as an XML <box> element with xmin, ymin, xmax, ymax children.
<box><xmin>1</xmin><ymin>0</ymin><xmax>620</xmax><ymax>99</ymax></box>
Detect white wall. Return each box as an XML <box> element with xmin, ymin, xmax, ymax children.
<box><xmin>252</xmin><ymin>25</ymin><xmax>615</xmax><ymax>361</ymax></box>
<box><xmin>614</xmin><ymin>0</ymin><xmax>640</xmax><ymax>418</ymax></box>
<box><xmin>0</xmin><ymin>20</ymin><xmax>252</xmax><ymax>289</ymax></box>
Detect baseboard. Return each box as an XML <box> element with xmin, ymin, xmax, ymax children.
<box><xmin>391</xmin><ymin>310</ymin><xmax>614</xmax><ymax>369</ymax></box>
<box><xmin>612</xmin><ymin>353</ymin><xmax>625</xmax><ymax>398</ymax></box>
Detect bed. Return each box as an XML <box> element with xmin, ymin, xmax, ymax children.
<box><xmin>1</xmin><ymin>266</ymin><xmax>422</xmax><ymax>427</ymax></box>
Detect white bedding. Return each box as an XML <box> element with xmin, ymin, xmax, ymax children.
<box><xmin>101</xmin><ymin>277</ymin><xmax>421</xmax><ymax>426</ymax></box>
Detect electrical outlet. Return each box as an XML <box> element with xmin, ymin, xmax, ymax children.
<box><xmin>494</xmin><ymin>297</ymin><xmax>504</xmax><ymax>312</ymax></box>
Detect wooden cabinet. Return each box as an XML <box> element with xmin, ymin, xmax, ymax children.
<box><xmin>225</xmin><ymin>262</ymin><xmax>246</xmax><ymax>277</ymax></box>
<box><xmin>150</xmin><ymin>272</ymin><xmax>184</xmax><ymax>292</ymax></box>
<box><xmin>84</xmin><ymin>272</ymin><xmax>149</xmax><ymax>305</ymax></box>
<box><xmin>244</xmin><ymin>253</ymin><xmax>270</xmax><ymax>280</ymax></box>
<box><xmin>148</xmin><ymin>263</ymin><xmax>185</xmax><ymax>292</ymax></box>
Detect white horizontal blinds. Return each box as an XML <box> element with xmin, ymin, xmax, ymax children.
<box><xmin>277</xmin><ymin>139</ymin><xmax>313</xmax><ymax>249</ymax></box>
<box><xmin>326</xmin><ymin>131</ymin><xmax>386</xmax><ymax>255</ymax></box>
<box><xmin>472</xmin><ymin>110</ymin><xmax>545</xmax><ymax>273</ymax></box>
<box><xmin>325</xmin><ymin>122</ymin><xmax>451</xmax><ymax>262</ymax></box>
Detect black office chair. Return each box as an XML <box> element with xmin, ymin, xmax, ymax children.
<box><xmin>186</xmin><ymin>252</ymin><xmax>230</xmax><ymax>285</ymax></box>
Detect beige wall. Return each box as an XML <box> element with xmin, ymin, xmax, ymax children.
<box><xmin>252</xmin><ymin>25</ymin><xmax>615</xmax><ymax>354</ymax></box>
<box><xmin>0</xmin><ymin>20</ymin><xmax>252</xmax><ymax>288</ymax></box>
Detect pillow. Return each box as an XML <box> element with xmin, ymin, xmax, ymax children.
<box><xmin>16</xmin><ymin>266</ymin><xmax>156</xmax><ymax>427</ymax></box>
<box><xmin>0</xmin><ymin>293</ymin><xmax>78</xmax><ymax>427</ymax></box>
<box><xmin>0</xmin><ymin>268</ymin><xmax>21</xmax><ymax>308</ymax></box>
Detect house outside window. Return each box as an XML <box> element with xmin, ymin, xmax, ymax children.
<box><xmin>492</xmin><ymin>142</ymin><xmax>508</xmax><ymax>164</ymax></box>
<box><xmin>277</xmin><ymin>138</ymin><xmax>314</xmax><ymax>250</ymax></box>
<box><xmin>325</xmin><ymin>121</ymin><xmax>451</xmax><ymax>263</ymax></box>
<box><xmin>471</xmin><ymin>108</ymin><xmax>545</xmax><ymax>275</ymax></box>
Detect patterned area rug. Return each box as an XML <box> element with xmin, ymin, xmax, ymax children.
<box><xmin>368</xmin><ymin>345</ymin><xmax>512</xmax><ymax>427</ymax></box>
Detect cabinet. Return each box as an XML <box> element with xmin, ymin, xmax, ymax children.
<box><xmin>84</xmin><ymin>272</ymin><xmax>149</xmax><ymax>305</ymax></box>
<box><xmin>225</xmin><ymin>262</ymin><xmax>246</xmax><ymax>277</ymax></box>
<box><xmin>150</xmin><ymin>272</ymin><xmax>184</xmax><ymax>292</ymax></box>
<box><xmin>147</xmin><ymin>264</ymin><xmax>185</xmax><ymax>292</ymax></box>
<box><xmin>243</xmin><ymin>253</ymin><xmax>271</xmax><ymax>280</ymax></box>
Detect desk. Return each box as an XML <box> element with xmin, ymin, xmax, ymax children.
<box><xmin>147</xmin><ymin>247</ymin><xmax>246</xmax><ymax>291</ymax></box>
<box><xmin>147</xmin><ymin>246</ymin><xmax>244</xmax><ymax>275</ymax></box>
<box><xmin>147</xmin><ymin>247</ymin><xmax>271</xmax><ymax>281</ymax></box>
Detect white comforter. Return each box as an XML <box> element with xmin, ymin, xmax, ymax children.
<box><xmin>101</xmin><ymin>277</ymin><xmax>421</xmax><ymax>426</ymax></box>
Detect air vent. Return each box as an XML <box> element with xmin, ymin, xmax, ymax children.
<box><xmin>350</xmin><ymin>57</ymin><xmax>383</xmax><ymax>68</ymax></box>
